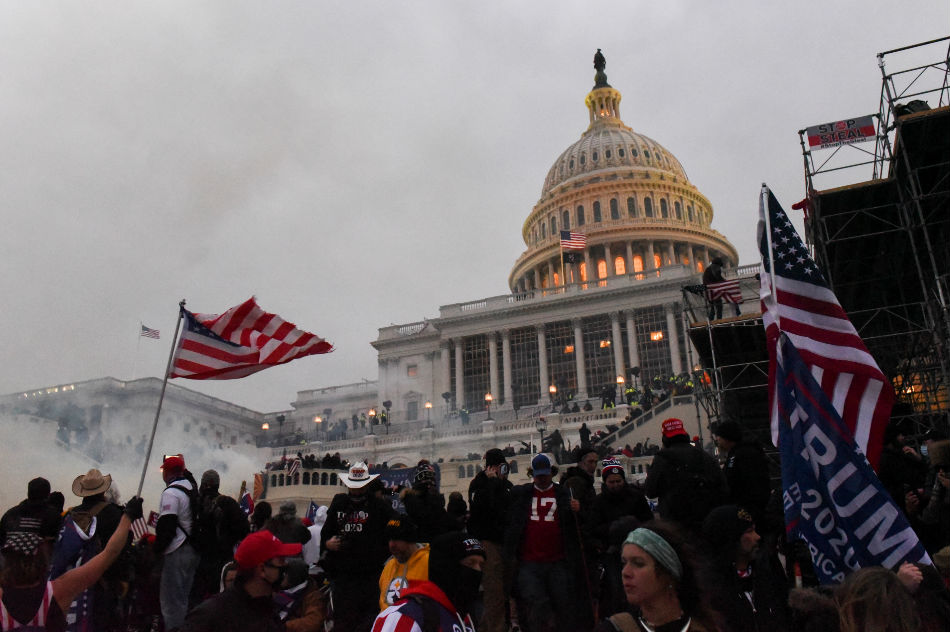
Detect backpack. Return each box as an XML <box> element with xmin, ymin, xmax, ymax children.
<box><xmin>49</xmin><ymin>505</ymin><xmax>108</xmax><ymax>631</ymax></box>
<box><xmin>166</xmin><ymin>484</ymin><xmax>206</xmax><ymax>551</ymax></box>
<box><xmin>662</xmin><ymin>448</ymin><xmax>722</xmax><ymax>528</ymax></box>
<box><xmin>187</xmin><ymin>492</ymin><xmax>249</xmax><ymax>559</ymax></box>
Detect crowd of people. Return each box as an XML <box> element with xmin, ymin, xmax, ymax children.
<box><xmin>1</xmin><ymin>417</ymin><xmax>949</xmax><ymax>631</ymax></box>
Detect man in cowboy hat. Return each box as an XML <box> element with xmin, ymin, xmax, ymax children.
<box><xmin>320</xmin><ymin>461</ymin><xmax>394</xmax><ymax>631</ymax></box>
<box><xmin>49</xmin><ymin>468</ymin><xmax>131</xmax><ymax>631</ymax></box>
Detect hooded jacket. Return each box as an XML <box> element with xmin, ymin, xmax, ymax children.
<box><xmin>372</xmin><ymin>580</ymin><xmax>475</xmax><ymax>632</ymax></box>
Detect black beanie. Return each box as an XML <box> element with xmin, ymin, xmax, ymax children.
<box><xmin>485</xmin><ymin>448</ymin><xmax>506</xmax><ymax>467</ymax></box>
<box><xmin>429</xmin><ymin>531</ymin><xmax>485</xmax><ymax>609</ymax></box>
<box><xmin>384</xmin><ymin>515</ymin><xmax>419</xmax><ymax>542</ymax></box>
<box><xmin>702</xmin><ymin>504</ymin><xmax>754</xmax><ymax>551</ymax></box>
<box><xmin>27</xmin><ymin>477</ymin><xmax>51</xmax><ymax>502</ymax></box>
<box><xmin>715</xmin><ymin>420</ymin><xmax>743</xmax><ymax>443</ymax></box>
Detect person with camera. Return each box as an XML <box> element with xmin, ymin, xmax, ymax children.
<box><xmin>467</xmin><ymin>448</ymin><xmax>513</xmax><ymax>631</ymax></box>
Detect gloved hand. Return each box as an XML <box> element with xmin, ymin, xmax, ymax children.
<box><xmin>124</xmin><ymin>496</ymin><xmax>144</xmax><ymax>521</ymax></box>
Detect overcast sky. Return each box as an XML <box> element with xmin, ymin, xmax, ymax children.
<box><xmin>2</xmin><ymin>1</ymin><xmax>947</xmax><ymax>413</ymax></box>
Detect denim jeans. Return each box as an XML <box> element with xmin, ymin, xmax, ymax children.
<box><xmin>515</xmin><ymin>559</ymin><xmax>578</xmax><ymax>631</ymax></box>
<box><xmin>160</xmin><ymin>543</ymin><xmax>199</xmax><ymax>631</ymax></box>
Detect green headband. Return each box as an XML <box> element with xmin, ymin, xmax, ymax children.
<box><xmin>624</xmin><ymin>528</ymin><xmax>683</xmax><ymax>580</ymax></box>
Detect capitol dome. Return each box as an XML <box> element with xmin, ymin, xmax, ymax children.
<box><xmin>509</xmin><ymin>51</ymin><xmax>738</xmax><ymax>292</ymax></box>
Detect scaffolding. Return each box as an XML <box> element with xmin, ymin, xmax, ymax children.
<box><xmin>682</xmin><ymin>269</ymin><xmax>771</xmax><ymax>446</ymax></box>
<box><xmin>800</xmin><ymin>36</ymin><xmax>950</xmax><ymax>440</ymax></box>
<box><xmin>683</xmin><ymin>36</ymin><xmax>950</xmax><ymax>450</ymax></box>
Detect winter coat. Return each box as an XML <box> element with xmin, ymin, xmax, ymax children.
<box><xmin>466</xmin><ymin>471</ymin><xmax>512</xmax><ymax>544</ymax></box>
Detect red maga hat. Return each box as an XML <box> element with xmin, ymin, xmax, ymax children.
<box><xmin>234</xmin><ymin>530</ymin><xmax>302</xmax><ymax>569</ymax></box>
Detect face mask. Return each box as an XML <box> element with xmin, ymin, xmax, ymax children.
<box><xmin>453</xmin><ymin>566</ymin><xmax>483</xmax><ymax>613</ymax></box>
<box><xmin>270</xmin><ymin>566</ymin><xmax>287</xmax><ymax>590</ymax></box>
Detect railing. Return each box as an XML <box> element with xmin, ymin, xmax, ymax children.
<box><xmin>594</xmin><ymin>395</ymin><xmax>694</xmax><ymax>448</ymax></box>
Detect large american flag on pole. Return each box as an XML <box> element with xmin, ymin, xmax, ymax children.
<box><xmin>170</xmin><ymin>297</ymin><xmax>333</xmax><ymax>380</ymax></box>
<box><xmin>758</xmin><ymin>185</ymin><xmax>893</xmax><ymax>469</ymax></box>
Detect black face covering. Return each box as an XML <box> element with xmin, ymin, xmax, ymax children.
<box><xmin>271</xmin><ymin>566</ymin><xmax>287</xmax><ymax>590</ymax></box>
<box><xmin>452</xmin><ymin>566</ymin><xmax>483</xmax><ymax>614</ymax></box>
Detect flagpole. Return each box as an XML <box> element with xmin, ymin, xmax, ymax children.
<box><xmin>137</xmin><ymin>299</ymin><xmax>186</xmax><ymax>497</ymax></box>
<box><xmin>131</xmin><ymin>322</ymin><xmax>142</xmax><ymax>380</ymax></box>
<box><xmin>761</xmin><ymin>184</ymin><xmax>781</xmax><ymax>331</ymax></box>
<box><xmin>559</xmin><ymin>237</ymin><xmax>566</xmax><ymax>290</ymax></box>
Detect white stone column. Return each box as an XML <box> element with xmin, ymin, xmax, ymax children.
<box><xmin>573</xmin><ymin>318</ymin><xmax>588</xmax><ymax>398</ymax></box>
<box><xmin>536</xmin><ymin>325</ymin><xmax>549</xmax><ymax>405</ymax></box>
<box><xmin>546</xmin><ymin>261</ymin><xmax>556</xmax><ymax>287</ymax></box>
<box><xmin>502</xmin><ymin>329</ymin><xmax>513</xmax><ymax>406</ymax></box>
<box><xmin>440</xmin><ymin>342</ymin><xmax>451</xmax><ymax>399</ymax></box>
<box><xmin>625</xmin><ymin>311</ymin><xmax>640</xmax><ymax>369</ymax></box>
<box><xmin>583</xmin><ymin>250</ymin><xmax>592</xmax><ymax>286</ymax></box>
<box><xmin>646</xmin><ymin>241</ymin><xmax>656</xmax><ymax>271</ymax></box>
<box><xmin>666</xmin><ymin>304</ymin><xmax>682</xmax><ymax>374</ymax></box>
<box><xmin>610</xmin><ymin>311</ymin><xmax>624</xmax><ymax>380</ymax></box>
<box><xmin>701</xmin><ymin>246</ymin><xmax>710</xmax><ymax>266</ymax></box>
<box><xmin>688</xmin><ymin>245</ymin><xmax>698</xmax><ymax>272</ymax></box>
<box><xmin>454</xmin><ymin>338</ymin><xmax>464</xmax><ymax>410</ymax></box>
<box><xmin>378</xmin><ymin>358</ymin><xmax>389</xmax><ymax>405</ymax></box>
<box><xmin>604</xmin><ymin>243</ymin><xmax>613</xmax><ymax>276</ymax></box>
<box><xmin>488</xmin><ymin>332</ymin><xmax>499</xmax><ymax>404</ymax></box>
<box><xmin>625</xmin><ymin>242</ymin><xmax>634</xmax><ymax>275</ymax></box>
<box><xmin>666</xmin><ymin>241</ymin><xmax>676</xmax><ymax>267</ymax></box>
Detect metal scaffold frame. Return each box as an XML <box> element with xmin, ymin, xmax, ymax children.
<box><xmin>800</xmin><ymin>36</ymin><xmax>950</xmax><ymax>441</ymax></box>
<box><xmin>681</xmin><ymin>269</ymin><xmax>772</xmax><ymax>445</ymax></box>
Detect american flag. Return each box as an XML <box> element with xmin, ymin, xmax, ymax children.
<box><xmin>131</xmin><ymin>516</ymin><xmax>149</xmax><ymax>541</ymax></box>
<box><xmin>759</xmin><ymin>186</ymin><xmax>893</xmax><ymax>468</ymax></box>
<box><xmin>706</xmin><ymin>279</ymin><xmax>742</xmax><ymax>304</ymax></box>
<box><xmin>140</xmin><ymin>324</ymin><xmax>160</xmax><ymax>339</ymax></box>
<box><xmin>170</xmin><ymin>297</ymin><xmax>333</xmax><ymax>380</ymax></box>
<box><xmin>288</xmin><ymin>458</ymin><xmax>301</xmax><ymax>478</ymax></box>
<box><xmin>559</xmin><ymin>230</ymin><xmax>587</xmax><ymax>250</ymax></box>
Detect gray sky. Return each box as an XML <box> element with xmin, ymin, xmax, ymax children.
<box><xmin>2</xmin><ymin>1</ymin><xmax>947</xmax><ymax>413</ymax></box>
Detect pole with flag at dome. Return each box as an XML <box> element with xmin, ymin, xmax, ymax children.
<box><xmin>136</xmin><ymin>297</ymin><xmax>334</xmax><ymax>496</ymax></box>
<box><xmin>560</xmin><ymin>231</ymin><xmax>587</xmax><ymax>287</ymax></box>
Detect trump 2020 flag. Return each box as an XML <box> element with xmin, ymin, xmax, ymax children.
<box><xmin>776</xmin><ymin>333</ymin><xmax>930</xmax><ymax>584</ymax></box>
<box><xmin>170</xmin><ymin>297</ymin><xmax>333</xmax><ymax>380</ymax></box>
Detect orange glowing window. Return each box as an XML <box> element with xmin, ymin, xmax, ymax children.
<box><xmin>597</xmin><ymin>260</ymin><xmax>607</xmax><ymax>278</ymax></box>
<box><xmin>650</xmin><ymin>331</ymin><xmax>664</xmax><ymax>341</ymax></box>
<box><xmin>579</xmin><ymin>262</ymin><xmax>588</xmax><ymax>281</ymax></box>
<box><xmin>633</xmin><ymin>255</ymin><xmax>644</xmax><ymax>272</ymax></box>
<box><xmin>564</xmin><ymin>345</ymin><xmax>575</xmax><ymax>354</ymax></box>
<box><xmin>653</xmin><ymin>253</ymin><xmax>662</xmax><ymax>269</ymax></box>
<box><xmin>614</xmin><ymin>256</ymin><xmax>626</xmax><ymax>275</ymax></box>
<box><xmin>553</xmin><ymin>272</ymin><xmax>560</xmax><ymax>286</ymax></box>
<box><xmin>697</xmin><ymin>261</ymin><xmax>705</xmax><ymax>272</ymax></box>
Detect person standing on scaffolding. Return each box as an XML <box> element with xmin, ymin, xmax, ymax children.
<box><xmin>703</xmin><ymin>256</ymin><xmax>740</xmax><ymax>320</ymax></box>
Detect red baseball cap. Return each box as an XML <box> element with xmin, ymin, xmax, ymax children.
<box><xmin>234</xmin><ymin>530</ymin><xmax>302</xmax><ymax>570</ymax></box>
<box><xmin>160</xmin><ymin>454</ymin><xmax>185</xmax><ymax>474</ymax></box>
<box><xmin>661</xmin><ymin>418</ymin><xmax>688</xmax><ymax>439</ymax></box>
